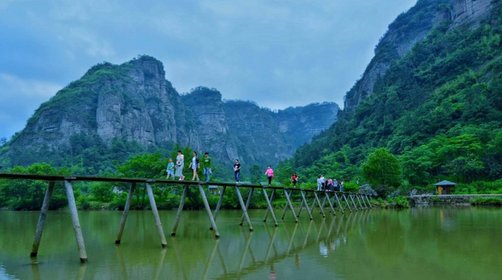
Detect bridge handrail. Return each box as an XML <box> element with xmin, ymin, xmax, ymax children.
<box><xmin>0</xmin><ymin>172</ymin><xmax>371</xmax><ymax>195</ymax></box>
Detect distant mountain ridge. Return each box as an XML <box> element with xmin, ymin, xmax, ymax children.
<box><xmin>0</xmin><ymin>56</ymin><xmax>339</xmax><ymax>172</ymax></box>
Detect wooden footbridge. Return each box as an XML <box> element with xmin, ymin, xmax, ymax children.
<box><xmin>0</xmin><ymin>173</ymin><xmax>373</xmax><ymax>263</ymax></box>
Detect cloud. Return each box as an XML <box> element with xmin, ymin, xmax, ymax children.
<box><xmin>0</xmin><ymin>73</ymin><xmax>62</xmax><ymax>139</ymax></box>
<box><xmin>0</xmin><ymin>0</ymin><xmax>417</xmax><ymax>139</ymax></box>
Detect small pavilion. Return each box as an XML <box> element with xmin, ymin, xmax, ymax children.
<box><xmin>434</xmin><ymin>180</ymin><xmax>456</xmax><ymax>195</ymax></box>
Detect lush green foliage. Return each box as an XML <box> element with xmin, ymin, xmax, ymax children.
<box><xmin>280</xmin><ymin>3</ymin><xmax>502</xmax><ymax>196</ymax></box>
<box><xmin>0</xmin><ymin>163</ymin><xmax>71</xmax><ymax>210</ymax></box>
<box><xmin>362</xmin><ymin>148</ymin><xmax>401</xmax><ymax>195</ymax></box>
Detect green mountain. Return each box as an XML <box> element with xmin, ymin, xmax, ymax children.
<box><xmin>282</xmin><ymin>0</ymin><xmax>502</xmax><ymax>188</ymax></box>
<box><xmin>0</xmin><ymin>57</ymin><xmax>339</xmax><ymax>174</ymax></box>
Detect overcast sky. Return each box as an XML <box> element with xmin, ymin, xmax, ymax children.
<box><xmin>0</xmin><ymin>0</ymin><xmax>416</xmax><ymax>140</ymax></box>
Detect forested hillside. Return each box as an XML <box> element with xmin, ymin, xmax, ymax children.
<box><xmin>279</xmin><ymin>0</ymin><xmax>502</xmax><ymax>193</ymax></box>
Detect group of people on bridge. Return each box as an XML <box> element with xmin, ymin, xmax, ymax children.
<box><xmin>164</xmin><ymin>151</ymin><xmax>346</xmax><ymax>192</ymax></box>
<box><xmin>165</xmin><ymin>150</ymin><xmax>275</xmax><ymax>185</ymax></box>
<box><xmin>317</xmin><ymin>175</ymin><xmax>344</xmax><ymax>192</ymax></box>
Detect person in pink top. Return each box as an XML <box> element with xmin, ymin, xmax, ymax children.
<box><xmin>265</xmin><ymin>166</ymin><xmax>274</xmax><ymax>185</ymax></box>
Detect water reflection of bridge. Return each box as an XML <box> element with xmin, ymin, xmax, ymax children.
<box><xmin>0</xmin><ymin>173</ymin><xmax>373</xmax><ymax>263</ymax></box>
<box><xmin>206</xmin><ymin>212</ymin><xmax>371</xmax><ymax>280</ymax></box>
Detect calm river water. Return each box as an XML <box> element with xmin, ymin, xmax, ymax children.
<box><xmin>1</xmin><ymin>208</ymin><xmax>501</xmax><ymax>280</ymax></box>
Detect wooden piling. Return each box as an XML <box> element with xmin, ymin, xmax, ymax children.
<box><xmin>199</xmin><ymin>184</ymin><xmax>221</xmax><ymax>237</ymax></box>
<box><xmin>365</xmin><ymin>194</ymin><xmax>372</xmax><ymax>208</ymax></box>
<box><xmin>324</xmin><ymin>192</ymin><xmax>336</xmax><ymax>215</ymax></box>
<box><xmin>313</xmin><ymin>191</ymin><xmax>326</xmax><ymax>218</ymax></box>
<box><xmin>334</xmin><ymin>192</ymin><xmax>344</xmax><ymax>213</ymax></box>
<box><xmin>115</xmin><ymin>183</ymin><xmax>136</xmax><ymax>244</ymax></box>
<box><xmin>234</xmin><ymin>186</ymin><xmax>253</xmax><ymax>231</ymax></box>
<box><xmin>355</xmin><ymin>194</ymin><xmax>365</xmax><ymax>209</ymax></box>
<box><xmin>283</xmin><ymin>189</ymin><xmax>298</xmax><ymax>223</ymax></box>
<box><xmin>262</xmin><ymin>187</ymin><xmax>278</xmax><ymax>226</ymax></box>
<box><xmin>146</xmin><ymin>183</ymin><xmax>168</xmax><ymax>248</ymax></box>
<box><xmin>212</xmin><ymin>186</ymin><xmax>227</xmax><ymax>221</ymax></box>
<box><xmin>240</xmin><ymin>188</ymin><xmax>255</xmax><ymax>226</ymax></box>
<box><xmin>171</xmin><ymin>185</ymin><xmax>188</xmax><ymax>237</ymax></box>
<box><xmin>280</xmin><ymin>190</ymin><xmax>293</xmax><ymax>220</ymax></box>
<box><xmin>299</xmin><ymin>190</ymin><xmax>313</xmax><ymax>220</ymax></box>
<box><xmin>349</xmin><ymin>194</ymin><xmax>359</xmax><ymax>210</ymax></box>
<box><xmin>31</xmin><ymin>181</ymin><xmax>55</xmax><ymax>258</ymax></box>
<box><xmin>263</xmin><ymin>189</ymin><xmax>276</xmax><ymax>222</ymax></box>
<box><xmin>64</xmin><ymin>180</ymin><xmax>88</xmax><ymax>263</ymax></box>
<box><xmin>342</xmin><ymin>193</ymin><xmax>353</xmax><ymax>212</ymax></box>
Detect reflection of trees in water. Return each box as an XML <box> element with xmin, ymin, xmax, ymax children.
<box><xmin>366</xmin><ymin>211</ymin><xmax>405</xmax><ymax>266</ymax></box>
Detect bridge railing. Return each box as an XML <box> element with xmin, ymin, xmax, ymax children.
<box><xmin>0</xmin><ymin>172</ymin><xmax>373</xmax><ymax>263</ymax></box>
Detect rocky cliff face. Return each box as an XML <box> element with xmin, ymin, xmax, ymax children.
<box><xmin>343</xmin><ymin>0</ymin><xmax>493</xmax><ymax>111</ymax></box>
<box><xmin>2</xmin><ymin>56</ymin><xmax>338</xmax><ymax>169</ymax></box>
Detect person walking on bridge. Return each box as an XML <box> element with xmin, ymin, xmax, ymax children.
<box><xmin>265</xmin><ymin>166</ymin><xmax>274</xmax><ymax>185</ymax></box>
<box><xmin>201</xmin><ymin>152</ymin><xmax>212</xmax><ymax>183</ymax></box>
<box><xmin>291</xmin><ymin>173</ymin><xmax>298</xmax><ymax>188</ymax></box>
<box><xmin>166</xmin><ymin>158</ymin><xmax>175</xmax><ymax>179</ymax></box>
<box><xmin>175</xmin><ymin>150</ymin><xmax>185</xmax><ymax>181</ymax></box>
<box><xmin>233</xmin><ymin>159</ymin><xmax>241</xmax><ymax>182</ymax></box>
<box><xmin>317</xmin><ymin>175</ymin><xmax>325</xmax><ymax>191</ymax></box>
<box><xmin>189</xmin><ymin>151</ymin><xmax>200</xmax><ymax>181</ymax></box>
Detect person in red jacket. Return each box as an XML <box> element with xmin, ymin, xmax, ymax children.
<box><xmin>291</xmin><ymin>173</ymin><xmax>298</xmax><ymax>187</ymax></box>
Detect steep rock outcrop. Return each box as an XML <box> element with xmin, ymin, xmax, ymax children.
<box><xmin>2</xmin><ymin>57</ymin><xmax>339</xmax><ymax>170</ymax></box>
<box><xmin>343</xmin><ymin>0</ymin><xmax>496</xmax><ymax>112</ymax></box>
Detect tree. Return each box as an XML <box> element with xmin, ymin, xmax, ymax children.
<box><xmin>362</xmin><ymin>148</ymin><xmax>401</xmax><ymax>196</ymax></box>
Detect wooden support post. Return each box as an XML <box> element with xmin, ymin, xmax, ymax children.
<box><xmin>262</xmin><ymin>187</ymin><xmax>278</xmax><ymax>226</ymax></box>
<box><xmin>199</xmin><ymin>184</ymin><xmax>221</xmax><ymax>237</ymax></box>
<box><xmin>342</xmin><ymin>193</ymin><xmax>353</xmax><ymax>212</ymax></box>
<box><xmin>313</xmin><ymin>191</ymin><xmax>326</xmax><ymax>218</ymax></box>
<box><xmin>64</xmin><ymin>180</ymin><xmax>88</xmax><ymax>263</ymax></box>
<box><xmin>334</xmin><ymin>192</ymin><xmax>344</xmax><ymax>213</ymax></box>
<box><xmin>355</xmin><ymin>194</ymin><xmax>365</xmax><ymax>209</ymax></box>
<box><xmin>283</xmin><ymin>189</ymin><xmax>298</xmax><ymax>223</ymax></box>
<box><xmin>299</xmin><ymin>191</ymin><xmax>313</xmax><ymax>220</ymax></box>
<box><xmin>213</xmin><ymin>186</ymin><xmax>227</xmax><ymax>221</ymax></box>
<box><xmin>366</xmin><ymin>195</ymin><xmax>373</xmax><ymax>208</ymax></box>
<box><xmin>362</xmin><ymin>194</ymin><xmax>370</xmax><ymax>209</ymax></box>
<box><xmin>235</xmin><ymin>186</ymin><xmax>253</xmax><ymax>231</ymax></box>
<box><xmin>146</xmin><ymin>183</ymin><xmax>168</xmax><ymax>248</ymax></box>
<box><xmin>324</xmin><ymin>192</ymin><xmax>336</xmax><ymax>215</ymax></box>
<box><xmin>171</xmin><ymin>185</ymin><xmax>188</xmax><ymax>237</ymax></box>
<box><xmin>263</xmin><ymin>189</ymin><xmax>276</xmax><ymax>222</ymax></box>
<box><xmin>359</xmin><ymin>194</ymin><xmax>368</xmax><ymax>209</ymax></box>
<box><xmin>115</xmin><ymin>183</ymin><xmax>136</xmax><ymax>244</ymax></box>
<box><xmin>349</xmin><ymin>194</ymin><xmax>358</xmax><ymax>210</ymax></box>
<box><xmin>280</xmin><ymin>190</ymin><xmax>293</xmax><ymax>220</ymax></box>
<box><xmin>240</xmin><ymin>188</ymin><xmax>255</xmax><ymax>226</ymax></box>
<box><xmin>31</xmin><ymin>181</ymin><xmax>55</xmax><ymax>258</ymax></box>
